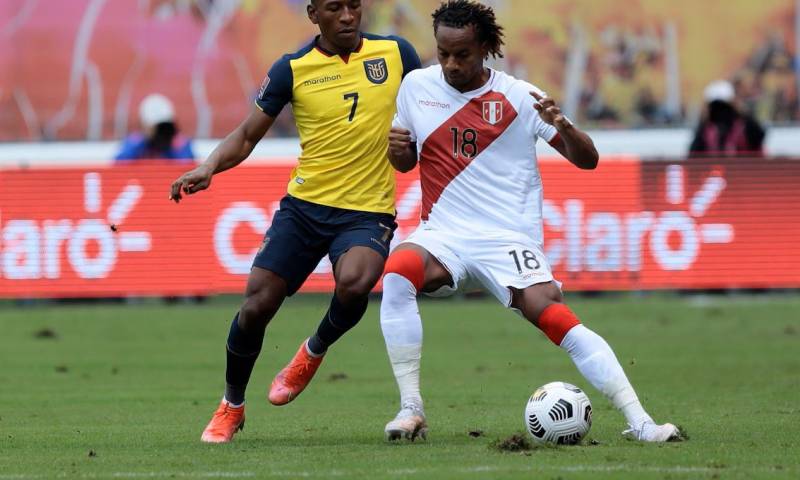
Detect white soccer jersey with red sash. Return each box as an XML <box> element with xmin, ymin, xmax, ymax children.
<box><xmin>393</xmin><ymin>65</ymin><xmax>558</xmax><ymax>243</ymax></box>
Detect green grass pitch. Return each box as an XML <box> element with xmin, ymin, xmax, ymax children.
<box><xmin>1</xmin><ymin>293</ymin><xmax>798</xmax><ymax>479</ymax></box>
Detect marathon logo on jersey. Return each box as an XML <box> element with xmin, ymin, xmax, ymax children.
<box><xmin>302</xmin><ymin>73</ymin><xmax>342</xmax><ymax>87</ymax></box>
<box><xmin>483</xmin><ymin>101</ymin><xmax>503</xmax><ymax>125</ymax></box>
<box><xmin>418</xmin><ymin>99</ymin><xmax>451</xmax><ymax>109</ymax></box>
<box><xmin>364</xmin><ymin>58</ymin><xmax>388</xmax><ymax>84</ymax></box>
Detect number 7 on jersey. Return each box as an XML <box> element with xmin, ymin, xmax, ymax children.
<box><xmin>344</xmin><ymin>92</ymin><xmax>359</xmax><ymax>122</ymax></box>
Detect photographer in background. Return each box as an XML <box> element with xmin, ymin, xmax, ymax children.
<box><xmin>115</xmin><ymin>94</ymin><xmax>195</xmax><ymax>162</ymax></box>
<box><xmin>689</xmin><ymin>80</ymin><xmax>766</xmax><ymax>157</ymax></box>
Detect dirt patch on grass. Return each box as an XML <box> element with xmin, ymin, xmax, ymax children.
<box><xmin>673</xmin><ymin>425</ymin><xmax>690</xmax><ymax>441</ymax></box>
<box><xmin>34</xmin><ymin>328</ymin><xmax>58</xmax><ymax>339</ymax></box>
<box><xmin>492</xmin><ymin>433</ymin><xmax>533</xmax><ymax>452</ymax></box>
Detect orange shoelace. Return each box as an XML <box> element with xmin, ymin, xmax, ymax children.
<box><xmin>283</xmin><ymin>354</ymin><xmax>317</xmax><ymax>387</ymax></box>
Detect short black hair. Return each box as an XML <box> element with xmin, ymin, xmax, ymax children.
<box><xmin>432</xmin><ymin>0</ymin><xmax>505</xmax><ymax>59</ymax></box>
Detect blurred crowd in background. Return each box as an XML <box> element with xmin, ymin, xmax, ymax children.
<box><xmin>1</xmin><ymin>0</ymin><xmax>797</xmax><ymax>145</ymax></box>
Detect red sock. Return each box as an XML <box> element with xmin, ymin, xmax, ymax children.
<box><xmin>537</xmin><ymin>303</ymin><xmax>581</xmax><ymax>345</ymax></box>
<box><xmin>384</xmin><ymin>250</ymin><xmax>425</xmax><ymax>292</ymax></box>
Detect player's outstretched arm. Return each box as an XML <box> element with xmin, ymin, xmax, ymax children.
<box><xmin>387</xmin><ymin>127</ymin><xmax>418</xmax><ymax>173</ymax></box>
<box><xmin>531</xmin><ymin>91</ymin><xmax>598</xmax><ymax>170</ymax></box>
<box><xmin>169</xmin><ymin>108</ymin><xmax>275</xmax><ymax>203</ymax></box>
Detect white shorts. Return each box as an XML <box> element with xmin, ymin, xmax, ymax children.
<box><xmin>402</xmin><ymin>224</ymin><xmax>556</xmax><ymax>307</ymax></box>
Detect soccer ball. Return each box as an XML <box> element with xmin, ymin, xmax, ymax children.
<box><xmin>524</xmin><ymin>381</ymin><xmax>592</xmax><ymax>445</ymax></box>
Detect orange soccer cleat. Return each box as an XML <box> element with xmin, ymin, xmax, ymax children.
<box><xmin>200</xmin><ymin>400</ymin><xmax>245</xmax><ymax>443</ymax></box>
<box><xmin>268</xmin><ymin>339</ymin><xmax>325</xmax><ymax>406</ymax></box>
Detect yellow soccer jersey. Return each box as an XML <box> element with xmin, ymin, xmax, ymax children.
<box><xmin>255</xmin><ymin>33</ymin><xmax>421</xmax><ymax>214</ymax></box>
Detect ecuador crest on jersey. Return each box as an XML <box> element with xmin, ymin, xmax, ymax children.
<box><xmin>364</xmin><ymin>58</ymin><xmax>388</xmax><ymax>84</ymax></box>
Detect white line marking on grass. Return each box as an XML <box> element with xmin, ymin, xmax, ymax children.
<box><xmin>0</xmin><ymin>465</ymin><xmax>794</xmax><ymax>479</ymax></box>
<box><xmin>0</xmin><ymin>463</ymin><xmax>797</xmax><ymax>480</ymax></box>
<box><xmin>452</xmin><ymin>465</ymin><xmax>790</xmax><ymax>475</ymax></box>
<box><xmin>0</xmin><ymin>474</ymin><xmax>256</xmax><ymax>479</ymax></box>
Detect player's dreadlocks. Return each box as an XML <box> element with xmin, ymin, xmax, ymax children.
<box><xmin>432</xmin><ymin>0</ymin><xmax>505</xmax><ymax>59</ymax></box>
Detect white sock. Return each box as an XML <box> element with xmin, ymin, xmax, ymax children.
<box><xmin>222</xmin><ymin>397</ymin><xmax>244</xmax><ymax>409</ymax></box>
<box><xmin>380</xmin><ymin>273</ymin><xmax>423</xmax><ymax>409</ymax></box>
<box><xmin>560</xmin><ymin>325</ymin><xmax>652</xmax><ymax>429</ymax></box>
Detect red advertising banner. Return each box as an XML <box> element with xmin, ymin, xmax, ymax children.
<box><xmin>0</xmin><ymin>158</ymin><xmax>798</xmax><ymax>297</ymax></box>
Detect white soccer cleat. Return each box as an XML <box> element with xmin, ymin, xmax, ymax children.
<box><xmin>623</xmin><ymin>421</ymin><xmax>682</xmax><ymax>442</ymax></box>
<box><xmin>385</xmin><ymin>403</ymin><xmax>428</xmax><ymax>442</ymax></box>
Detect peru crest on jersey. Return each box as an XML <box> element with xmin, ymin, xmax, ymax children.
<box><xmin>482</xmin><ymin>100</ymin><xmax>503</xmax><ymax>125</ymax></box>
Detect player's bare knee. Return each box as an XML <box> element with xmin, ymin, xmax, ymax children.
<box><xmin>512</xmin><ymin>284</ymin><xmax>562</xmax><ymax>320</ymax></box>
<box><xmin>239</xmin><ymin>291</ymin><xmax>282</xmax><ymax>330</ymax></box>
<box><xmin>334</xmin><ymin>274</ymin><xmax>374</xmax><ymax>305</ymax></box>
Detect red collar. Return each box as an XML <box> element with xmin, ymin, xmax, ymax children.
<box><xmin>314</xmin><ymin>35</ymin><xmax>363</xmax><ymax>63</ymax></box>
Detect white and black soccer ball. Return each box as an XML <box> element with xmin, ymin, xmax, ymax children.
<box><xmin>524</xmin><ymin>381</ymin><xmax>592</xmax><ymax>445</ymax></box>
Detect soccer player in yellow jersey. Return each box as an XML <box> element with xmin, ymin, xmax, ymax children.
<box><xmin>169</xmin><ymin>0</ymin><xmax>420</xmax><ymax>443</ymax></box>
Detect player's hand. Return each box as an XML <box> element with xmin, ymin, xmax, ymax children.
<box><xmin>531</xmin><ymin>91</ymin><xmax>573</xmax><ymax>131</ymax></box>
<box><xmin>388</xmin><ymin>127</ymin><xmax>413</xmax><ymax>157</ymax></box>
<box><xmin>169</xmin><ymin>164</ymin><xmax>214</xmax><ymax>203</ymax></box>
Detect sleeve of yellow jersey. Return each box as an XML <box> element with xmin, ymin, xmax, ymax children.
<box><xmin>392</xmin><ymin>35</ymin><xmax>422</xmax><ymax>78</ymax></box>
<box><xmin>255</xmin><ymin>55</ymin><xmax>293</xmax><ymax>118</ymax></box>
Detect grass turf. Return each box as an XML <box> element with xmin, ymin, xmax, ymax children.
<box><xmin>0</xmin><ymin>293</ymin><xmax>798</xmax><ymax>479</ymax></box>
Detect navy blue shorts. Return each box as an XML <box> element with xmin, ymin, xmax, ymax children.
<box><xmin>252</xmin><ymin>195</ymin><xmax>397</xmax><ymax>295</ymax></box>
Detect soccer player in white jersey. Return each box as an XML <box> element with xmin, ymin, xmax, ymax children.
<box><xmin>379</xmin><ymin>0</ymin><xmax>680</xmax><ymax>443</ymax></box>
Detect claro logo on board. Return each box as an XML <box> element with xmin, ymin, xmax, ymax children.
<box><xmin>0</xmin><ymin>173</ymin><xmax>151</xmax><ymax>279</ymax></box>
<box><xmin>543</xmin><ymin>165</ymin><xmax>733</xmax><ymax>272</ymax></box>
